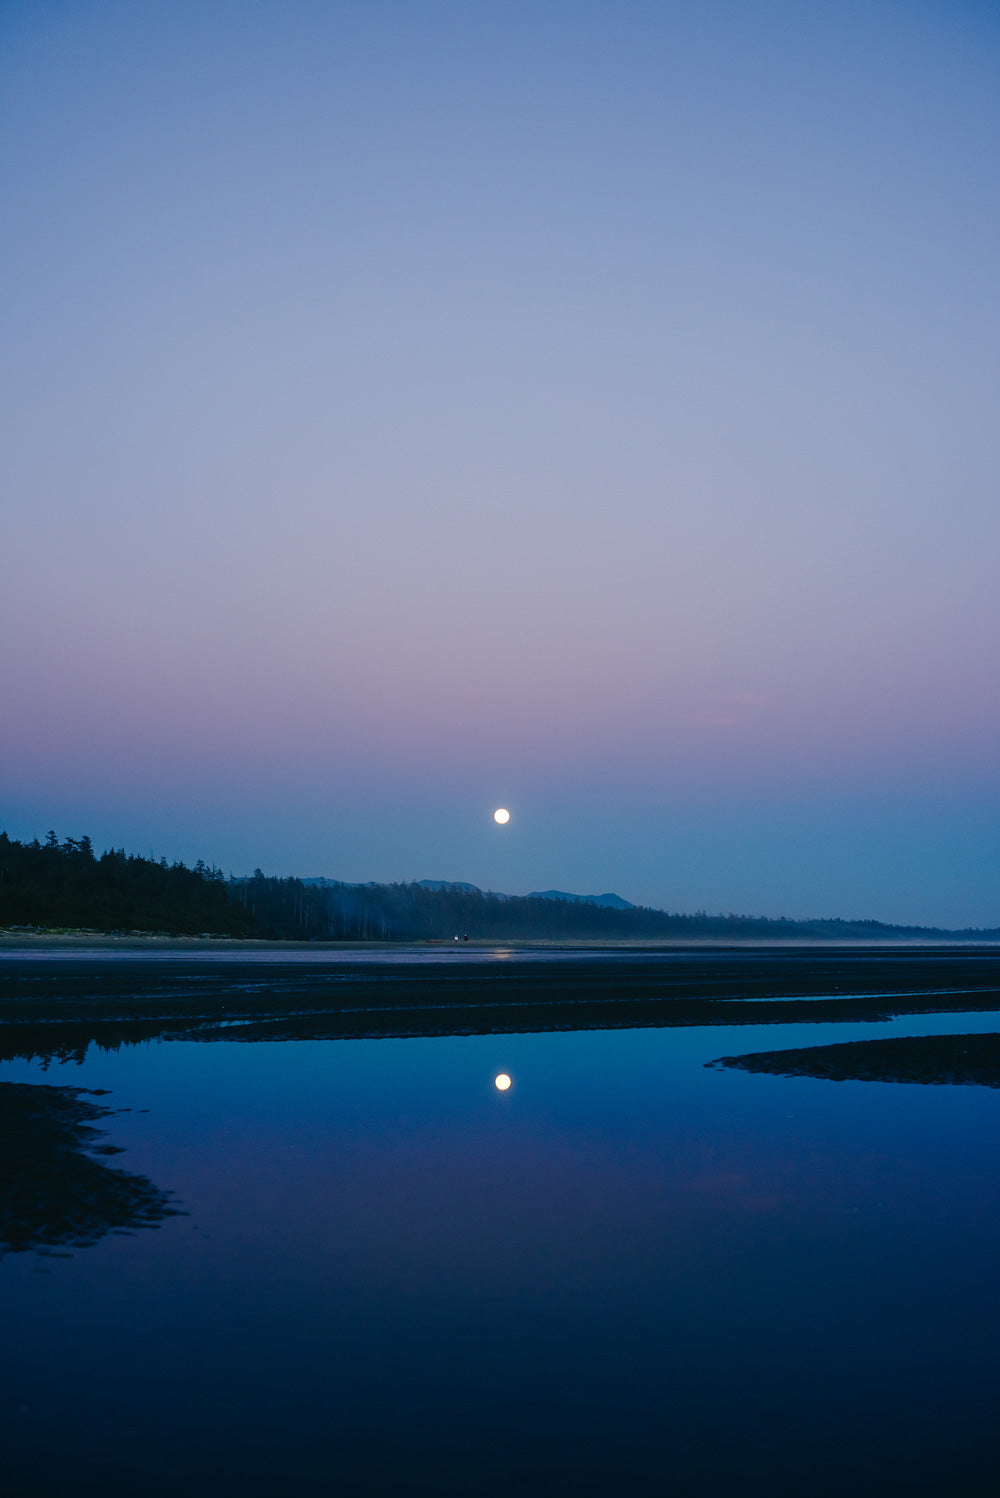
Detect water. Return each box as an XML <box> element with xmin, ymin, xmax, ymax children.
<box><xmin>2</xmin><ymin>989</ymin><xmax>999</xmax><ymax>1496</ymax></box>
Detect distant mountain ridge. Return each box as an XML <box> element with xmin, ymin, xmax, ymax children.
<box><xmin>414</xmin><ymin>880</ymin><xmax>483</xmax><ymax>894</ymax></box>
<box><xmin>305</xmin><ymin>877</ymin><xmax>634</xmax><ymax>908</ymax></box>
<box><xmin>528</xmin><ymin>889</ymin><xmax>635</xmax><ymax>909</ymax></box>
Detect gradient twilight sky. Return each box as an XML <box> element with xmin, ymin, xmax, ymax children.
<box><xmin>3</xmin><ymin>0</ymin><xmax>999</xmax><ymax>925</ymax></box>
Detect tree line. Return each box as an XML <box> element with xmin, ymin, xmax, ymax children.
<box><xmin>0</xmin><ymin>831</ymin><xmax>251</xmax><ymax>936</ymax></box>
<box><xmin>2</xmin><ymin>830</ymin><xmax>995</xmax><ymax>942</ymax></box>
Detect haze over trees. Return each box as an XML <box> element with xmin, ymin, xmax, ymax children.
<box><xmin>1</xmin><ymin>832</ymin><xmax>996</xmax><ymax>943</ymax></box>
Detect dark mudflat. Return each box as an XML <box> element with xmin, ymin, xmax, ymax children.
<box><xmin>709</xmin><ymin>1031</ymin><xmax>1000</xmax><ymax>1087</ymax></box>
<box><xmin>2</xmin><ymin>947</ymin><xmax>1000</xmax><ymax>1061</ymax></box>
<box><xmin>1</xmin><ymin>947</ymin><xmax>999</xmax><ymax>1063</ymax></box>
<box><xmin>0</xmin><ymin>1081</ymin><xmax>181</xmax><ymax>1254</ymax></box>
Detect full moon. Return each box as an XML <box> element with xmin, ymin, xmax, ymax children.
<box><xmin>493</xmin><ymin>808</ymin><xmax>510</xmax><ymax>824</ymax></box>
<box><xmin>494</xmin><ymin>1073</ymin><xmax>512</xmax><ymax>1091</ymax></box>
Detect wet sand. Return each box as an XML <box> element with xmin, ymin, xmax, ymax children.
<box><xmin>3</xmin><ymin>930</ymin><xmax>997</xmax><ymax>950</ymax></box>
<box><xmin>709</xmin><ymin>1031</ymin><xmax>1000</xmax><ymax>1087</ymax></box>
<box><xmin>0</xmin><ymin>1081</ymin><xmax>181</xmax><ymax>1255</ymax></box>
<box><xmin>1</xmin><ymin>946</ymin><xmax>999</xmax><ymax>1060</ymax></box>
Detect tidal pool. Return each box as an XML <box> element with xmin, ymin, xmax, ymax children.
<box><xmin>1</xmin><ymin>976</ymin><xmax>998</xmax><ymax>1496</ymax></box>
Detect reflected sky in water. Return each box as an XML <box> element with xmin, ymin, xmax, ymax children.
<box><xmin>2</xmin><ymin>1013</ymin><xmax>998</xmax><ymax>1497</ymax></box>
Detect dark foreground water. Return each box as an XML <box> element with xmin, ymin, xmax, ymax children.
<box><xmin>1</xmin><ymin>949</ymin><xmax>999</xmax><ymax>1497</ymax></box>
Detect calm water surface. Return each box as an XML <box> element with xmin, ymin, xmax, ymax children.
<box><xmin>2</xmin><ymin>1004</ymin><xmax>998</xmax><ymax>1496</ymax></box>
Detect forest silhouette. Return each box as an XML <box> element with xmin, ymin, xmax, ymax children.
<box><xmin>2</xmin><ymin>830</ymin><xmax>997</xmax><ymax>943</ymax></box>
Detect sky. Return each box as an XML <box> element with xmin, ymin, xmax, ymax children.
<box><xmin>2</xmin><ymin>0</ymin><xmax>999</xmax><ymax>926</ymax></box>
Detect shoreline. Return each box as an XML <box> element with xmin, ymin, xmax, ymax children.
<box><xmin>3</xmin><ymin>930</ymin><xmax>1000</xmax><ymax>954</ymax></box>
